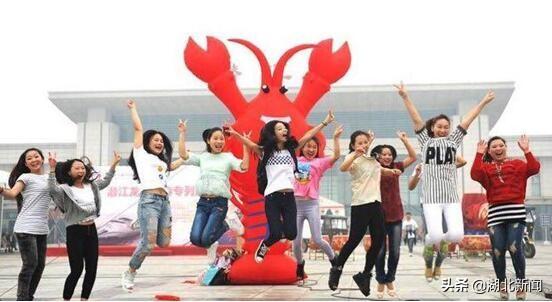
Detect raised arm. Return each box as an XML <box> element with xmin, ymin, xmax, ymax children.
<box><xmin>331</xmin><ymin>124</ymin><xmax>344</xmax><ymax>163</ymax></box>
<box><xmin>127</xmin><ymin>100</ymin><xmax>143</xmax><ymax>148</ymax></box>
<box><xmin>177</xmin><ymin>119</ymin><xmax>189</xmax><ymax>160</ymax></box>
<box><xmin>298</xmin><ymin>110</ymin><xmax>335</xmax><ymax>149</ymax></box>
<box><xmin>459</xmin><ymin>90</ymin><xmax>495</xmax><ymax>130</ymax></box>
<box><xmin>518</xmin><ymin>135</ymin><xmax>541</xmax><ymax>176</ymax></box>
<box><xmin>168</xmin><ymin>119</ymin><xmax>189</xmax><ymax>171</ymax></box>
<box><xmin>96</xmin><ymin>151</ymin><xmax>121</xmax><ymax>190</ymax></box>
<box><xmin>225</xmin><ymin>126</ymin><xmax>262</xmax><ymax>157</ymax></box>
<box><xmin>408</xmin><ymin>164</ymin><xmax>422</xmax><ymax>191</ymax></box>
<box><xmin>394</xmin><ymin>82</ymin><xmax>424</xmax><ymax>131</ymax></box>
<box><xmin>47</xmin><ymin>152</ymin><xmax>64</xmax><ymax>202</ymax></box>
<box><xmin>397</xmin><ymin>131</ymin><xmax>417</xmax><ymax>168</ymax></box>
<box><xmin>470</xmin><ymin>140</ymin><xmax>487</xmax><ymax>184</ymax></box>
<box><xmin>240</xmin><ymin>133</ymin><xmax>251</xmax><ymax>171</ymax></box>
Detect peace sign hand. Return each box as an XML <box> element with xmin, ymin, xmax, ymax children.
<box><xmin>177</xmin><ymin>119</ymin><xmax>188</xmax><ymax>134</ymax></box>
<box><xmin>393</xmin><ymin>81</ymin><xmax>408</xmax><ymax>99</ymax></box>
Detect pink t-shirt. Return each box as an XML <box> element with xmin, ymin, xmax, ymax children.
<box><xmin>293</xmin><ymin>156</ymin><xmax>334</xmax><ymax>200</ymax></box>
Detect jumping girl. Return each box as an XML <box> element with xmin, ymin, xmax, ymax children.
<box><xmin>178</xmin><ymin>120</ymin><xmax>249</xmax><ymax>265</ymax></box>
<box><xmin>226</xmin><ymin>110</ymin><xmax>335</xmax><ymax>263</ymax></box>
<box><xmin>0</xmin><ymin>148</ymin><xmax>50</xmax><ymax>301</ymax></box>
<box><xmin>328</xmin><ymin>130</ymin><xmax>402</xmax><ymax>297</ymax></box>
<box><xmin>121</xmin><ymin>100</ymin><xmax>186</xmax><ymax>291</ymax></box>
<box><xmin>293</xmin><ymin>124</ymin><xmax>343</xmax><ymax>280</ymax></box>
<box><xmin>371</xmin><ymin>131</ymin><xmax>416</xmax><ymax>298</ymax></box>
<box><xmin>48</xmin><ymin>152</ymin><xmax>120</xmax><ymax>300</ymax></box>
<box><xmin>471</xmin><ymin>135</ymin><xmax>540</xmax><ymax>300</ymax></box>
<box><xmin>408</xmin><ymin>156</ymin><xmax>466</xmax><ymax>282</ymax></box>
<box><xmin>395</xmin><ymin>82</ymin><xmax>494</xmax><ymax>250</ymax></box>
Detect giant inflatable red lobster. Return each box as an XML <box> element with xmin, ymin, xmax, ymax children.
<box><xmin>184</xmin><ymin>36</ymin><xmax>351</xmax><ymax>284</ymax></box>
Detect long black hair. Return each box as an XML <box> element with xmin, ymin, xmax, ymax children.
<box><xmin>425</xmin><ymin>114</ymin><xmax>451</xmax><ymax>138</ymax></box>
<box><xmin>483</xmin><ymin>136</ymin><xmax>506</xmax><ymax>163</ymax></box>
<box><xmin>348</xmin><ymin>130</ymin><xmax>369</xmax><ymax>153</ymax></box>
<box><xmin>370</xmin><ymin>144</ymin><xmax>397</xmax><ymax>167</ymax></box>
<box><xmin>54</xmin><ymin>159</ymin><xmax>97</xmax><ymax>186</ymax></box>
<box><xmin>202</xmin><ymin>127</ymin><xmax>224</xmax><ymax>153</ymax></box>
<box><xmin>8</xmin><ymin>148</ymin><xmax>44</xmax><ymax>212</ymax></box>
<box><xmin>128</xmin><ymin>130</ymin><xmax>173</xmax><ymax>182</ymax></box>
<box><xmin>299</xmin><ymin>136</ymin><xmax>321</xmax><ymax>158</ymax></box>
<box><xmin>258</xmin><ymin>120</ymin><xmax>299</xmax><ymax>158</ymax></box>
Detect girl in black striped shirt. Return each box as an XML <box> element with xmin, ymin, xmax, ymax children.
<box><xmin>395</xmin><ymin>82</ymin><xmax>495</xmax><ymax>275</ymax></box>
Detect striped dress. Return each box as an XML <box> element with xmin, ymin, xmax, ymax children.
<box><xmin>416</xmin><ymin>125</ymin><xmax>466</xmax><ymax>205</ymax></box>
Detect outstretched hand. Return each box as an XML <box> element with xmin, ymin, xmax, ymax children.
<box><xmin>333</xmin><ymin>124</ymin><xmax>344</xmax><ymax>139</ymax></box>
<box><xmin>481</xmin><ymin>90</ymin><xmax>495</xmax><ymax>105</ymax></box>
<box><xmin>48</xmin><ymin>152</ymin><xmax>57</xmax><ymax>170</ymax></box>
<box><xmin>517</xmin><ymin>135</ymin><xmax>530</xmax><ymax>153</ymax></box>
<box><xmin>476</xmin><ymin>139</ymin><xmax>487</xmax><ymax>154</ymax></box>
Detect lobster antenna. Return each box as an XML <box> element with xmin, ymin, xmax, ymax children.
<box><xmin>229</xmin><ymin>39</ymin><xmax>273</xmax><ymax>86</ymax></box>
<box><xmin>273</xmin><ymin>44</ymin><xmax>314</xmax><ymax>87</ymax></box>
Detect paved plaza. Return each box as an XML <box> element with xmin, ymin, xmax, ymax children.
<box><xmin>1</xmin><ymin>243</ymin><xmax>551</xmax><ymax>300</ymax></box>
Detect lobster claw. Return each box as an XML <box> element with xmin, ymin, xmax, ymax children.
<box><xmin>184</xmin><ymin>36</ymin><xmax>231</xmax><ymax>83</ymax></box>
<box><xmin>308</xmin><ymin>39</ymin><xmax>351</xmax><ymax>84</ymax></box>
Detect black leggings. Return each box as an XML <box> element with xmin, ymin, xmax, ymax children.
<box><xmin>63</xmin><ymin>224</ymin><xmax>99</xmax><ymax>300</ymax></box>
<box><xmin>263</xmin><ymin>191</ymin><xmax>297</xmax><ymax>247</ymax></box>
<box><xmin>336</xmin><ymin>202</ymin><xmax>385</xmax><ymax>274</ymax></box>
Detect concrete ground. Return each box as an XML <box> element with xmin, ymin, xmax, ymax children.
<box><xmin>1</xmin><ymin>243</ymin><xmax>551</xmax><ymax>300</ymax></box>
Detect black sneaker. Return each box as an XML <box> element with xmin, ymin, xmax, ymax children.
<box><xmin>296</xmin><ymin>260</ymin><xmax>306</xmax><ymax>280</ymax></box>
<box><xmin>254</xmin><ymin>241</ymin><xmax>269</xmax><ymax>263</ymax></box>
<box><xmin>353</xmin><ymin>272</ymin><xmax>372</xmax><ymax>297</ymax></box>
<box><xmin>328</xmin><ymin>266</ymin><xmax>343</xmax><ymax>291</ymax></box>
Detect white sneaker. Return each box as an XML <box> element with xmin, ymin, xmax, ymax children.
<box><xmin>225</xmin><ymin>211</ymin><xmax>244</xmax><ymax>235</ymax></box>
<box><xmin>121</xmin><ymin>270</ymin><xmax>136</xmax><ymax>291</ymax></box>
<box><xmin>409</xmin><ymin>253</ymin><xmax>413</xmax><ymax>257</ymax></box>
<box><xmin>207</xmin><ymin>241</ymin><xmax>219</xmax><ymax>265</ymax></box>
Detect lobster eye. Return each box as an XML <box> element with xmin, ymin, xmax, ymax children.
<box><xmin>279</xmin><ymin>86</ymin><xmax>288</xmax><ymax>94</ymax></box>
<box><xmin>261</xmin><ymin>84</ymin><xmax>270</xmax><ymax>93</ymax></box>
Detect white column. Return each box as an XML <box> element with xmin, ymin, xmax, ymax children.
<box><xmin>75</xmin><ymin>108</ymin><xmax>120</xmax><ymax>166</ymax></box>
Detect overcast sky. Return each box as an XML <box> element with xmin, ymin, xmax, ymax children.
<box><xmin>1</xmin><ymin>0</ymin><xmax>551</xmax><ymax>144</ymax></box>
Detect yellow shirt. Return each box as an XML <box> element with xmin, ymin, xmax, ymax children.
<box><xmin>350</xmin><ymin>155</ymin><xmax>382</xmax><ymax>206</ymax></box>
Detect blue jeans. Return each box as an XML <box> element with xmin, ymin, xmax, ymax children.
<box><xmin>488</xmin><ymin>222</ymin><xmax>526</xmax><ymax>282</ymax></box>
<box><xmin>190</xmin><ymin>197</ymin><xmax>229</xmax><ymax>248</ymax></box>
<box><xmin>129</xmin><ymin>192</ymin><xmax>172</xmax><ymax>270</ymax></box>
<box><xmin>375</xmin><ymin>221</ymin><xmax>402</xmax><ymax>283</ymax></box>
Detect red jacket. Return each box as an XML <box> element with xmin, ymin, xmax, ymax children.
<box><xmin>470</xmin><ymin>152</ymin><xmax>540</xmax><ymax>205</ymax></box>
